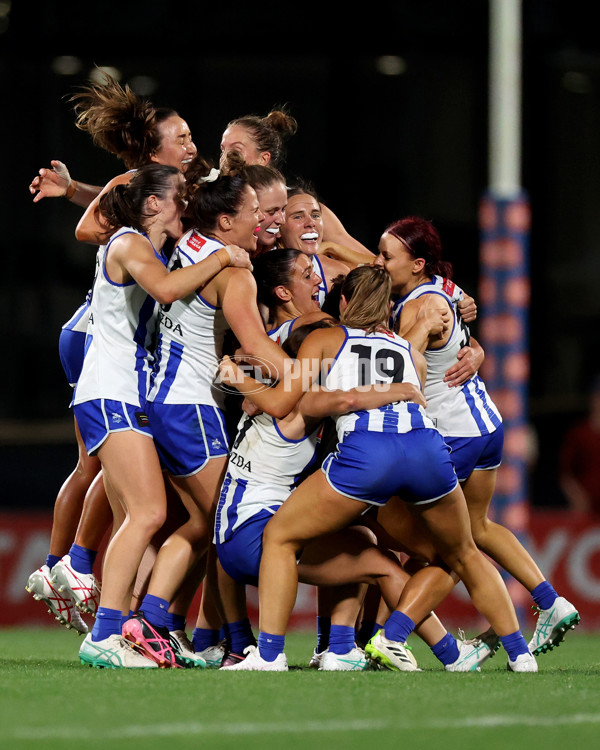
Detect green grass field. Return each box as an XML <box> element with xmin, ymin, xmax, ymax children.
<box><xmin>1</xmin><ymin>628</ymin><xmax>598</xmax><ymax>750</ymax></box>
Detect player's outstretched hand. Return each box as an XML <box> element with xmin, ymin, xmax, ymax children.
<box><xmin>29</xmin><ymin>160</ymin><xmax>72</xmax><ymax>202</ymax></box>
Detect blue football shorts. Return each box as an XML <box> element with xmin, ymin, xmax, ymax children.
<box><xmin>59</xmin><ymin>327</ymin><xmax>86</xmax><ymax>390</ymax></box>
<box><xmin>443</xmin><ymin>424</ymin><xmax>504</xmax><ymax>481</ymax></box>
<box><xmin>216</xmin><ymin>508</ymin><xmax>279</xmax><ymax>586</ymax></box>
<box><xmin>146</xmin><ymin>402</ymin><xmax>229</xmax><ymax>477</ymax></box>
<box><xmin>73</xmin><ymin>398</ymin><xmax>153</xmax><ymax>456</ymax></box>
<box><xmin>322</xmin><ymin>427</ymin><xmax>458</xmax><ymax>506</ymax></box>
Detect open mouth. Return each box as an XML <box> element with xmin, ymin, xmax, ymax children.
<box><xmin>266</xmin><ymin>227</ymin><xmax>280</xmax><ymax>235</ymax></box>
<box><xmin>301</xmin><ymin>232</ymin><xmax>319</xmax><ymax>242</ymax></box>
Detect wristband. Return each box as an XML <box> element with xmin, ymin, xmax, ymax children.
<box><xmin>216</xmin><ymin>247</ymin><xmax>231</xmax><ymax>269</ymax></box>
<box><xmin>65</xmin><ymin>180</ymin><xmax>77</xmax><ymax>200</ymax></box>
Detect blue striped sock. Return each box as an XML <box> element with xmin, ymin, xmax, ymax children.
<box><xmin>383</xmin><ymin>611</ymin><xmax>415</xmax><ymax>643</ymax></box>
<box><xmin>531</xmin><ymin>581</ymin><xmax>558</xmax><ymax>611</ymax></box>
<box><xmin>258</xmin><ymin>632</ymin><xmax>285</xmax><ymax>662</ymax></box>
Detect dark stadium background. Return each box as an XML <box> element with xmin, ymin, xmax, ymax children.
<box><xmin>1</xmin><ymin>0</ymin><xmax>599</xmax><ymax>512</ymax></box>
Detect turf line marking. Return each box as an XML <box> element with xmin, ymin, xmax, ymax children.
<box><xmin>11</xmin><ymin>714</ymin><xmax>600</xmax><ymax>739</ymax></box>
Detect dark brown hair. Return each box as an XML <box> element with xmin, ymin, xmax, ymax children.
<box><xmin>226</xmin><ymin>109</ymin><xmax>298</xmax><ymax>167</ymax></box>
<box><xmin>70</xmin><ymin>70</ymin><xmax>178</xmax><ymax>170</ymax></box>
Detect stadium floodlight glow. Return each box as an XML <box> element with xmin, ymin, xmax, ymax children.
<box><xmin>375</xmin><ymin>56</ymin><xmax>407</xmax><ymax>76</ymax></box>
<box><xmin>128</xmin><ymin>75</ymin><xmax>158</xmax><ymax>97</ymax></box>
<box><xmin>51</xmin><ymin>56</ymin><xmax>83</xmax><ymax>76</ymax></box>
<box><xmin>90</xmin><ymin>66</ymin><xmax>122</xmax><ymax>82</ymax></box>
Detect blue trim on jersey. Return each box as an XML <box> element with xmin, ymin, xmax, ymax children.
<box><xmin>197</xmin><ymin>249</ymin><xmax>224</xmax><ymax>310</ymax></box>
<box><xmin>460</xmin><ymin>384</ymin><xmax>486</xmax><ymax>432</ymax></box>
<box><xmin>409</xmin><ymin>402</ymin><xmax>427</xmax><ymax>429</ymax></box>
<box><xmin>472</xmin><ymin>376</ymin><xmax>502</xmax><ymax>429</ymax></box>
<box><xmin>83</xmin><ymin>332</ymin><xmax>93</xmax><ymax>359</ymax></box>
<box><xmin>228</xmin><ymin>477</ymin><xmax>248</xmax><ymax>534</ymax></box>
<box><xmin>151</xmin><ymin>339</ymin><xmax>184</xmax><ymax>403</ymax></box>
<box><xmin>272</xmin><ymin>417</ymin><xmax>307</xmax><ymax>444</ymax></box>
<box><xmin>101</xmin><ymin>231</ymin><xmax>167</xmax><ymax>287</ymax></box>
<box><xmin>214</xmin><ymin>473</ymin><xmax>231</xmax><ymax>542</ymax></box>
<box><xmin>312</xmin><ymin>255</ymin><xmax>328</xmax><ymax>299</ymax></box>
<box><xmin>394</xmin><ymin>287</ymin><xmax>458</xmax><ymax>353</ymax></box>
<box><xmin>325</xmin><ymin>325</ymin><xmax>350</xmax><ymax>381</ymax></box>
<box><xmin>101</xmin><ymin>230</ymin><xmax>139</xmax><ymax>288</ymax></box>
<box><xmin>196</xmin><ymin>290</ymin><xmax>218</xmax><ymax>310</ymax></box>
<box><xmin>134</xmin><ymin>293</ymin><xmax>158</xmax><ymax>400</ymax></box>
<box><xmin>175</xmin><ymin>246</ymin><xmax>222</xmax><ymax>310</ymax></box>
<box><xmin>215</xmin><ymin>473</ymin><xmax>249</xmax><ymax>544</ymax></box>
<box><xmin>267</xmin><ymin>318</ymin><xmax>296</xmax><ymax>340</ymax></box>
<box><xmin>393</xmin><ymin>277</ymin><xmax>437</xmax><ymax>306</ymax></box>
<box><xmin>62</xmin><ymin>299</ymin><xmax>91</xmax><ymax>331</ymax></box>
<box><xmin>460</xmin><ymin>376</ymin><xmax>501</xmax><ymax>435</ymax></box>
<box><xmin>350</xmin><ymin>401</ymin><xmax>427</xmax><ymax>432</ymax></box>
<box><xmin>419</xmin><ymin>292</ymin><xmax>457</xmax><ymax>352</ymax></box>
<box><xmin>176</xmin><ymin>246</ymin><xmax>197</xmax><ymax>267</ymax></box>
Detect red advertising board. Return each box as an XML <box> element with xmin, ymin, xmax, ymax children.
<box><xmin>2</xmin><ymin>510</ymin><xmax>598</xmax><ymax>631</ymax></box>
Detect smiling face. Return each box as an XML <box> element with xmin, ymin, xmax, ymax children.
<box><xmin>285</xmin><ymin>253</ymin><xmax>322</xmax><ymax>314</ymax></box>
<box><xmin>254</xmin><ymin>180</ymin><xmax>288</xmax><ymax>250</ymax></box>
<box><xmin>151</xmin><ymin>115</ymin><xmax>197</xmax><ymax>173</ymax></box>
<box><xmin>220</xmin><ymin>123</ymin><xmax>270</xmax><ymax>168</ymax></box>
<box><xmin>375</xmin><ymin>232</ymin><xmax>422</xmax><ymax>293</ymax></box>
<box><xmin>278</xmin><ymin>193</ymin><xmax>323</xmax><ymax>256</ymax></box>
<box><xmin>222</xmin><ymin>184</ymin><xmax>265</xmax><ymax>252</ymax></box>
<box><xmin>147</xmin><ymin>172</ymin><xmax>187</xmax><ymax>240</ymax></box>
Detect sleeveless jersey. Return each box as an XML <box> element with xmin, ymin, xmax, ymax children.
<box><xmin>312</xmin><ymin>255</ymin><xmax>328</xmax><ymax>307</ymax></box>
<box><xmin>62</xmin><ymin>297</ymin><xmax>91</xmax><ymax>336</ymax></box>
<box><xmin>392</xmin><ymin>278</ymin><xmax>502</xmax><ymax>437</ymax></box>
<box><xmin>267</xmin><ymin>318</ymin><xmax>296</xmax><ymax>346</ymax></box>
<box><xmin>390</xmin><ymin>275</ymin><xmax>464</xmax><ymax>331</ymax></box>
<box><xmin>147</xmin><ymin>230</ymin><xmax>229</xmax><ymax>409</ymax></box>
<box><xmin>324</xmin><ymin>326</ymin><xmax>434</xmax><ymax>438</ymax></box>
<box><xmin>215</xmin><ymin>411</ymin><xmax>320</xmax><ymax>542</ymax></box>
<box><xmin>61</xmin><ymin>247</ymin><xmax>104</xmax><ymax>335</ymax></box>
<box><xmin>73</xmin><ymin>227</ymin><xmax>166</xmax><ymax>407</ymax></box>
